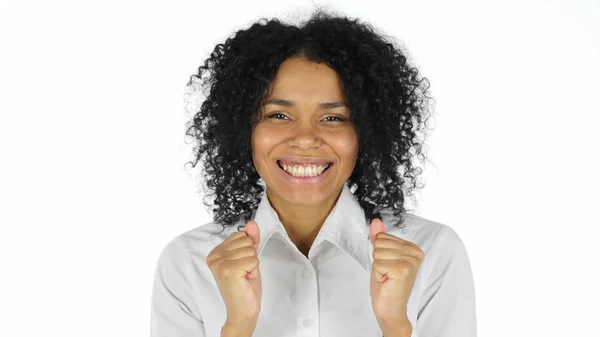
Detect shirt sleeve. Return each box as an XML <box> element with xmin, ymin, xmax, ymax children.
<box><xmin>416</xmin><ymin>226</ymin><xmax>477</xmax><ymax>337</ymax></box>
<box><xmin>150</xmin><ymin>237</ymin><xmax>206</xmax><ymax>337</ymax></box>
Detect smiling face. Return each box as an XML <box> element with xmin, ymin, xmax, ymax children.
<box><xmin>251</xmin><ymin>56</ymin><xmax>359</xmax><ymax>207</ymax></box>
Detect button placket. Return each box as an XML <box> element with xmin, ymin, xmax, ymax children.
<box><xmin>296</xmin><ymin>262</ymin><xmax>318</xmax><ymax>335</ymax></box>
<box><xmin>302</xmin><ymin>267</ymin><xmax>312</xmax><ymax>279</ymax></box>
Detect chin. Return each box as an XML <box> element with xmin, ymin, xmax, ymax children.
<box><xmin>277</xmin><ymin>183</ymin><xmax>338</xmax><ymax>203</ymax></box>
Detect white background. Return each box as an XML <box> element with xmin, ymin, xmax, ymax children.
<box><xmin>1</xmin><ymin>0</ymin><xmax>599</xmax><ymax>336</ymax></box>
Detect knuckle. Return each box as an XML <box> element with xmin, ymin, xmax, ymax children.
<box><xmin>242</xmin><ymin>246</ymin><xmax>257</xmax><ymax>256</ymax></box>
<box><xmin>416</xmin><ymin>248</ymin><xmax>425</xmax><ymax>261</ymax></box>
<box><xmin>210</xmin><ymin>259</ymin><xmax>223</xmax><ymax>274</ymax></box>
<box><xmin>396</xmin><ymin>260</ymin><xmax>413</xmax><ymax>274</ymax></box>
<box><xmin>206</xmin><ymin>250</ymin><xmax>217</xmax><ymax>264</ymax></box>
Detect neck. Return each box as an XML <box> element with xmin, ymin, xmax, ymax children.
<box><xmin>266</xmin><ymin>186</ymin><xmax>343</xmax><ymax>256</ymax></box>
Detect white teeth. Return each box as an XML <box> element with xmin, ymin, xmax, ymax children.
<box><xmin>280</xmin><ymin>162</ymin><xmax>330</xmax><ymax>177</ymax></box>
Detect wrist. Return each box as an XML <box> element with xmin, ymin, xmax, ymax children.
<box><xmin>381</xmin><ymin>319</ymin><xmax>412</xmax><ymax>337</ymax></box>
<box><xmin>221</xmin><ymin>319</ymin><xmax>257</xmax><ymax>337</ymax></box>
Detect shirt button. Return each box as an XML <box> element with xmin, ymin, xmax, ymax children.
<box><xmin>303</xmin><ymin>318</ymin><xmax>313</xmax><ymax>327</ymax></box>
<box><xmin>302</xmin><ymin>268</ymin><xmax>312</xmax><ymax>278</ymax></box>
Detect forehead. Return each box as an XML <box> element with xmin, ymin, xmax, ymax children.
<box><xmin>267</xmin><ymin>57</ymin><xmax>346</xmax><ymax>100</ymax></box>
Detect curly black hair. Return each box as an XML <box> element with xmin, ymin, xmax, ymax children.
<box><xmin>183</xmin><ymin>8</ymin><xmax>434</xmax><ymax>234</ymax></box>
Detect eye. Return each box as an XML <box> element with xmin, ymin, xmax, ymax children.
<box><xmin>265</xmin><ymin>113</ymin><xmax>347</xmax><ymax>122</ymax></box>
<box><xmin>323</xmin><ymin>116</ymin><xmax>346</xmax><ymax>122</ymax></box>
<box><xmin>266</xmin><ymin>113</ymin><xmax>288</xmax><ymax>120</ymax></box>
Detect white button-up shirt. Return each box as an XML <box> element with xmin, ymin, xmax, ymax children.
<box><xmin>151</xmin><ymin>183</ymin><xmax>477</xmax><ymax>337</ymax></box>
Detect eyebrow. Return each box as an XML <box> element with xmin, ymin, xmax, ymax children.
<box><xmin>262</xmin><ymin>99</ymin><xmax>348</xmax><ymax>109</ymax></box>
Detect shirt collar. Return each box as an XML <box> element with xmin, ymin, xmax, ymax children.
<box><xmin>248</xmin><ymin>183</ymin><xmax>371</xmax><ymax>271</ymax></box>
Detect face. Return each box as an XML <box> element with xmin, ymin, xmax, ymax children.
<box><xmin>251</xmin><ymin>57</ymin><xmax>359</xmax><ymax>207</ymax></box>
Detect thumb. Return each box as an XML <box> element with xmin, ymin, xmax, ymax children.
<box><xmin>369</xmin><ymin>218</ymin><xmax>386</xmax><ymax>245</ymax></box>
<box><xmin>244</xmin><ymin>220</ymin><xmax>261</xmax><ymax>251</ymax></box>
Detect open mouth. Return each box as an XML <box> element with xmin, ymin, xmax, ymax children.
<box><xmin>276</xmin><ymin>160</ymin><xmax>333</xmax><ymax>176</ymax></box>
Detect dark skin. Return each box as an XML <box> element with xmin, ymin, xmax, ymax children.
<box><xmin>250</xmin><ymin>56</ymin><xmax>359</xmax><ymax>257</ymax></box>
<box><xmin>248</xmin><ymin>57</ymin><xmax>418</xmax><ymax>336</ymax></box>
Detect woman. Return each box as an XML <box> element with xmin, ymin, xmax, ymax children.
<box><xmin>151</xmin><ymin>9</ymin><xmax>477</xmax><ymax>337</ymax></box>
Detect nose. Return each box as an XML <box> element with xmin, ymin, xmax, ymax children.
<box><xmin>287</xmin><ymin>122</ymin><xmax>322</xmax><ymax>149</ymax></box>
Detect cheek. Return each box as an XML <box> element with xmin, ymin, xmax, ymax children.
<box><xmin>252</xmin><ymin>127</ymin><xmax>279</xmax><ymax>151</ymax></box>
<box><xmin>331</xmin><ymin>132</ymin><xmax>359</xmax><ymax>161</ymax></box>
<box><xmin>251</xmin><ymin>127</ymin><xmax>282</xmax><ymax>168</ymax></box>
